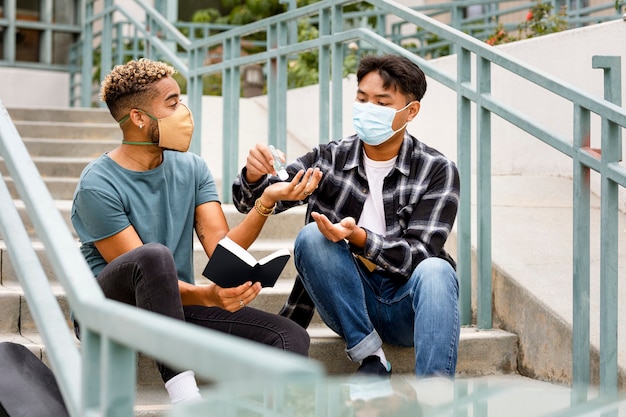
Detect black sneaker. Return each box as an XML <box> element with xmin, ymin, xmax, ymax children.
<box><xmin>356</xmin><ymin>356</ymin><xmax>392</xmax><ymax>378</ymax></box>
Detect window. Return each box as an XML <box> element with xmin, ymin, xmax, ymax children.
<box><xmin>0</xmin><ymin>0</ymin><xmax>80</xmax><ymax>67</ymax></box>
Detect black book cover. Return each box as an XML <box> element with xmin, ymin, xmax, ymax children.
<box><xmin>202</xmin><ymin>237</ymin><xmax>290</xmax><ymax>288</ymax></box>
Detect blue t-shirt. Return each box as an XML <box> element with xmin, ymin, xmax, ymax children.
<box><xmin>71</xmin><ymin>151</ymin><xmax>219</xmax><ymax>284</ymax></box>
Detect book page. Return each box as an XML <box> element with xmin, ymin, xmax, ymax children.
<box><xmin>257</xmin><ymin>248</ymin><xmax>291</xmax><ymax>265</ymax></box>
<box><xmin>217</xmin><ymin>237</ymin><xmax>257</xmax><ymax>267</ymax></box>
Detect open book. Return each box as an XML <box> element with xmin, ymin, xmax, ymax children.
<box><xmin>201</xmin><ymin>237</ymin><xmax>291</xmax><ymax>288</ymax></box>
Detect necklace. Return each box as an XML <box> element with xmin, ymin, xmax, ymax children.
<box><xmin>116</xmin><ymin>148</ymin><xmax>162</xmax><ymax>171</ymax></box>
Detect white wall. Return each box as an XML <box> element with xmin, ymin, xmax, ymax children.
<box><xmin>414</xmin><ymin>19</ymin><xmax>626</xmax><ymax>176</ymax></box>
<box><xmin>414</xmin><ymin>19</ymin><xmax>626</xmax><ymax>210</ymax></box>
<box><xmin>0</xmin><ymin>68</ymin><xmax>70</xmax><ymax>108</ymax></box>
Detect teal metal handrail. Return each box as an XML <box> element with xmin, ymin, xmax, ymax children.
<box><xmin>68</xmin><ymin>0</ymin><xmax>624</xmax><ymax>106</ymax></box>
<box><xmin>3</xmin><ymin>0</ymin><xmax>624</xmax><ymax>415</ymax></box>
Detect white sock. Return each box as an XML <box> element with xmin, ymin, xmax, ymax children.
<box><xmin>165</xmin><ymin>370</ymin><xmax>201</xmax><ymax>404</ymax></box>
<box><xmin>372</xmin><ymin>347</ymin><xmax>388</xmax><ymax>369</ymax></box>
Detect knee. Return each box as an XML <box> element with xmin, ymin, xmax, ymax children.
<box><xmin>294</xmin><ymin>223</ymin><xmax>327</xmax><ymax>264</ymax></box>
<box><xmin>282</xmin><ymin>319</ymin><xmax>311</xmax><ymax>356</ymax></box>
<box><xmin>412</xmin><ymin>258</ymin><xmax>458</xmax><ymax>295</ymax></box>
<box><xmin>129</xmin><ymin>243</ymin><xmax>178</xmax><ymax>287</ymax></box>
<box><xmin>294</xmin><ymin>222</ymin><xmax>324</xmax><ymax>252</ymax></box>
<box><xmin>133</xmin><ymin>243</ymin><xmax>175</xmax><ymax>269</ymax></box>
<box><xmin>135</xmin><ymin>242</ymin><xmax>172</xmax><ymax>259</ymax></box>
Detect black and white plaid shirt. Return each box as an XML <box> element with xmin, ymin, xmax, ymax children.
<box><xmin>232</xmin><ymin>132</ymin><xmax>460</xmax><ymax>282</ymax></box>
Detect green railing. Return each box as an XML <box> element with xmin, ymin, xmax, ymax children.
<box><xmin>2</xmin><ymin>0</ymin><xmax>625</xmax><ymax>415</ymax></box>
<box><xmin>68</xmin><ymin>0</ymin><xmax>624</xmax><ymax>105</ymax></box>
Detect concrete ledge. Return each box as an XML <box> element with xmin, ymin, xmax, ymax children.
<box><xmin>485</xmin><ymin>175</ymin><xmax>626</xmax><ymax>388</ymax></box>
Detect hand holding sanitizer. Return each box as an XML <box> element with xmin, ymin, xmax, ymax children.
<box><xmin>268</xmin><ymin>145</ymin><xmax>289</xmax><ymax>181</ymax></box>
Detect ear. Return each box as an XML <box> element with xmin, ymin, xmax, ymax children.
<box><xmin>128</xmin><ymin>109</ymin><xmax>147</xmax><ymax>129</ymax></box>
<box><xmin>406</xmin><ymin>101</ymin><xmax>421</xmax><ymax>122</ymax></box>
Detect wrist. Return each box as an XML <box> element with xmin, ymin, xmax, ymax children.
<box><xmin>347</xmin><ymin>226</ymin><xmax>366</xmax><ymax>247</ymax></box>
<box><xmin>254</xmin><ymin>197</ymin><xmax>275</xmax><ymax>217</ymax></box>
<box><xmin>259</xmin><ymin>195</ymin><xmax>275</xmax><ymax>209</ymax></box>
<box><xmin>243</xmin><ymin>167</ymin><xmax>264</xmax><ymax>185</ymax></box>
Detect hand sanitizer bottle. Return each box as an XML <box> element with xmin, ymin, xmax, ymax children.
<box><xmin>268</xmin><ymin>145</ymin><xmax>289</xmax><ymax>181</ymax></box>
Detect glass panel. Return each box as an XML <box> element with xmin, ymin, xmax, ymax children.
<box><xmin>54</xmin><ymin>0</ymin><xmax>75</xmax><ymax>25</ymax></box>
<box><xmin>16</xmin><ymin>0</ymin><xmax>40</xmax><ymax>62</ymax></box>
<box><xmin>52</xmin><ymin>32</ymin><xmax>75</xmax><ymax>65</ymax></box>
<box><xmin>15</xmin><ymin>28</ymin><xmax>40</xmax><ymax>62</ymax></box>
<box><xmin>17</xmin><ymin>0</ymin><xmax>40</xmax><ymax>19</ymax></box>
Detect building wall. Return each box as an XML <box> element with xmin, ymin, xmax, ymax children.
<box><xmin>0</xmin><ymin>68</ymin><xmax>70</xmax><ymax>108</ymax></box>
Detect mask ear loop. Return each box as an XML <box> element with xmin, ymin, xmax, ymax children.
<box><xmin>391</xmin><ymin>101</ymin><xmax>415</xmax><ymax>135</ymax></box>
<box><xmin>118</xmin><ymin>110</ymin><xmax>159</xmax><ymax>146</ymax></box>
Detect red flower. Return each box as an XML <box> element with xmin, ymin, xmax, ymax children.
<box><xmin>526</xmin><ymin>11</ymin><xmax>533</xmax><ymax>20</ymax></box>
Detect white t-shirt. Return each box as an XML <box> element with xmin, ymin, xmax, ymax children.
<box><xmin>357</xmin><ymin>152</ymin><xmax>397</xmax><ymax>236</ymax></box>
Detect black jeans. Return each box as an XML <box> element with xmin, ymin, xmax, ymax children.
<box><xmin>78</xmin><ymin>243</ymin><xmax>310</xmax><ymax>383</ymax></box>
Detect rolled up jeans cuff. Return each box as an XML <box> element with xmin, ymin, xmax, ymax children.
<box><xmin>346</xmin><ymin>330</ymin><xmax>383</xmax><ymax>363</ymax></box>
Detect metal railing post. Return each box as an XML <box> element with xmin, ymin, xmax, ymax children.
<box><xmin>571</xmin><ymin>103</ymin><xmax>592</xmax><ymax>405</ymax></box>
<box><xmin>592</xmin><ymin>55</ymin><xmax>622</xmax><ymax>400</ymax></box>
<box><xmin>221</xmin><ymin>35</ymin><xmax>241</xmax><ymax>201</ymax></box>
<box><xmin>81</xmin><ymin>0</ymin><xmax>94</xmax><ymax>107</ymax></box>
<box><xmin>457</xmin><ymin>47</ymin><xmax>473</xmax><ymax>326</ymax></box>
<box><xmin>319</xmin><ymin>6</ymin><xmax>332</xmax><ymax>144</ymax></box>
<box><xmin>331</xmin><ymin>3</ymin><xmax>345</xmax><ymax>142</ymax></box>
<box><xmin>476</xmin><ymin>56</ymin><xmax>493</xmax><ymax>329</ymax></box>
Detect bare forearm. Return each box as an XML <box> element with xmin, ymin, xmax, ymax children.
<box><xmin>179</xmin><ymin>280</ymin><xmax>218</xmax><ymax>306</ymax></box>
<box><xmin>227</xmin><ymin>195</ymin><xmax>275</xmax><ymax>249</ymax></box>
<box><xmin>346</xmin><ymin>225</ymin><xmax>367</xmax><ymax>249</ymax></box>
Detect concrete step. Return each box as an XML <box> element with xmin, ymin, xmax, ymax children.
<box><xmin>0</xmin><ymin>238</ymin><xmax>302</xmax><ymax>286</ymax></box>
<box><xmin>7</xmin><ymin>107</ymin><xmax>115</xmax><ymax>124</ymax></box>
<box><xmin>3</xmin><ymin>203</ymin><xmax>307</xmax><ymax>285</ymax></box>
<box><xmin>0</xmin><ymin>323</ymin><xmax>518</xmax><ymax>385</ymax></box>
<box><xmin>0</xmin><ymin>281</ymin><xmax>319</xmax><ymax>335</ymax></box>
<box><xmin>0</xmin><ymin>278</ymin><xmax>518</xmax><ymax>382</ymax></box>
<box><xmin>10</xmin><ymin>200</ymin><xmax>307</xmax><ymax>241</ymax></box>
<box><xmin>12</xmin><ymin>120</ymin><xmax>121</xmax><ymax>140</ymax></box>
<box><xmin>3</xmin><ymin>176</ymin><xmax>79</xmax><ymax>200</ymax></box>
<box><xmin>0</xmin><ymin>327</ymin><xmax>520</xmax><ymax>417</ymax></box>
<box><xmin>22</xmin><ymin>137</ymin><xmax>118</xmax><ymax>158</ymax></box>
<box><xmin>1</xmin><ymin>156</ymin><xmax>95</xmax><ymax>178</ymax></box>
<box><xmin>4</xmin><ymin>173</ymin><xmax>225</xmax><ymax>201</ymax></box>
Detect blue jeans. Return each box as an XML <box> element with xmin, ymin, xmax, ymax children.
<box><xmin>294</xmin><ymin>223</ymin><xmax>459</xmax><ymax>377</ymax></box>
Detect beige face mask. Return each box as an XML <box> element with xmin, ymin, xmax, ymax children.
<box><xmin>118</xmin><ymin>102</ymin><xmax>194</xmax><ymax>152</ymax></box>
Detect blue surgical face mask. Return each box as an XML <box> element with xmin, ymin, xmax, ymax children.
<box><xmin>352</xmin><ymin>101</ymin><xmax>412</xmax><ymax>146</ymax></box>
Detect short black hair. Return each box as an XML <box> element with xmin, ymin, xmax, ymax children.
<box><xmin>356</xmin><ymin>54</ymin><xmax>427</xmax><ymax>102</ymax></box>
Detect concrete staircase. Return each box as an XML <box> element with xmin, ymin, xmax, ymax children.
<box><xmin>0</xmin><ymin>107</ymin><xmax>520</xmax><ymax>414</ymax></box>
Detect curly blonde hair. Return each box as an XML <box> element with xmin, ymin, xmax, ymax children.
<box><xmin>100</xmin><ymin>58</ymin><xmax>176</xmax><ymax>120</ymax></box>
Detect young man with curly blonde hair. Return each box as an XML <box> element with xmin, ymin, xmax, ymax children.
<box><xmin>72</xmin><ymin>59</ymin><xmax>320</xmax><ymax>403</ymax></box>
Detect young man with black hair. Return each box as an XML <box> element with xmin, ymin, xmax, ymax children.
<box><xmin>233</xmin><ymin>54</ymin><xmax>460</xmax><ymax>378</ymax></box>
